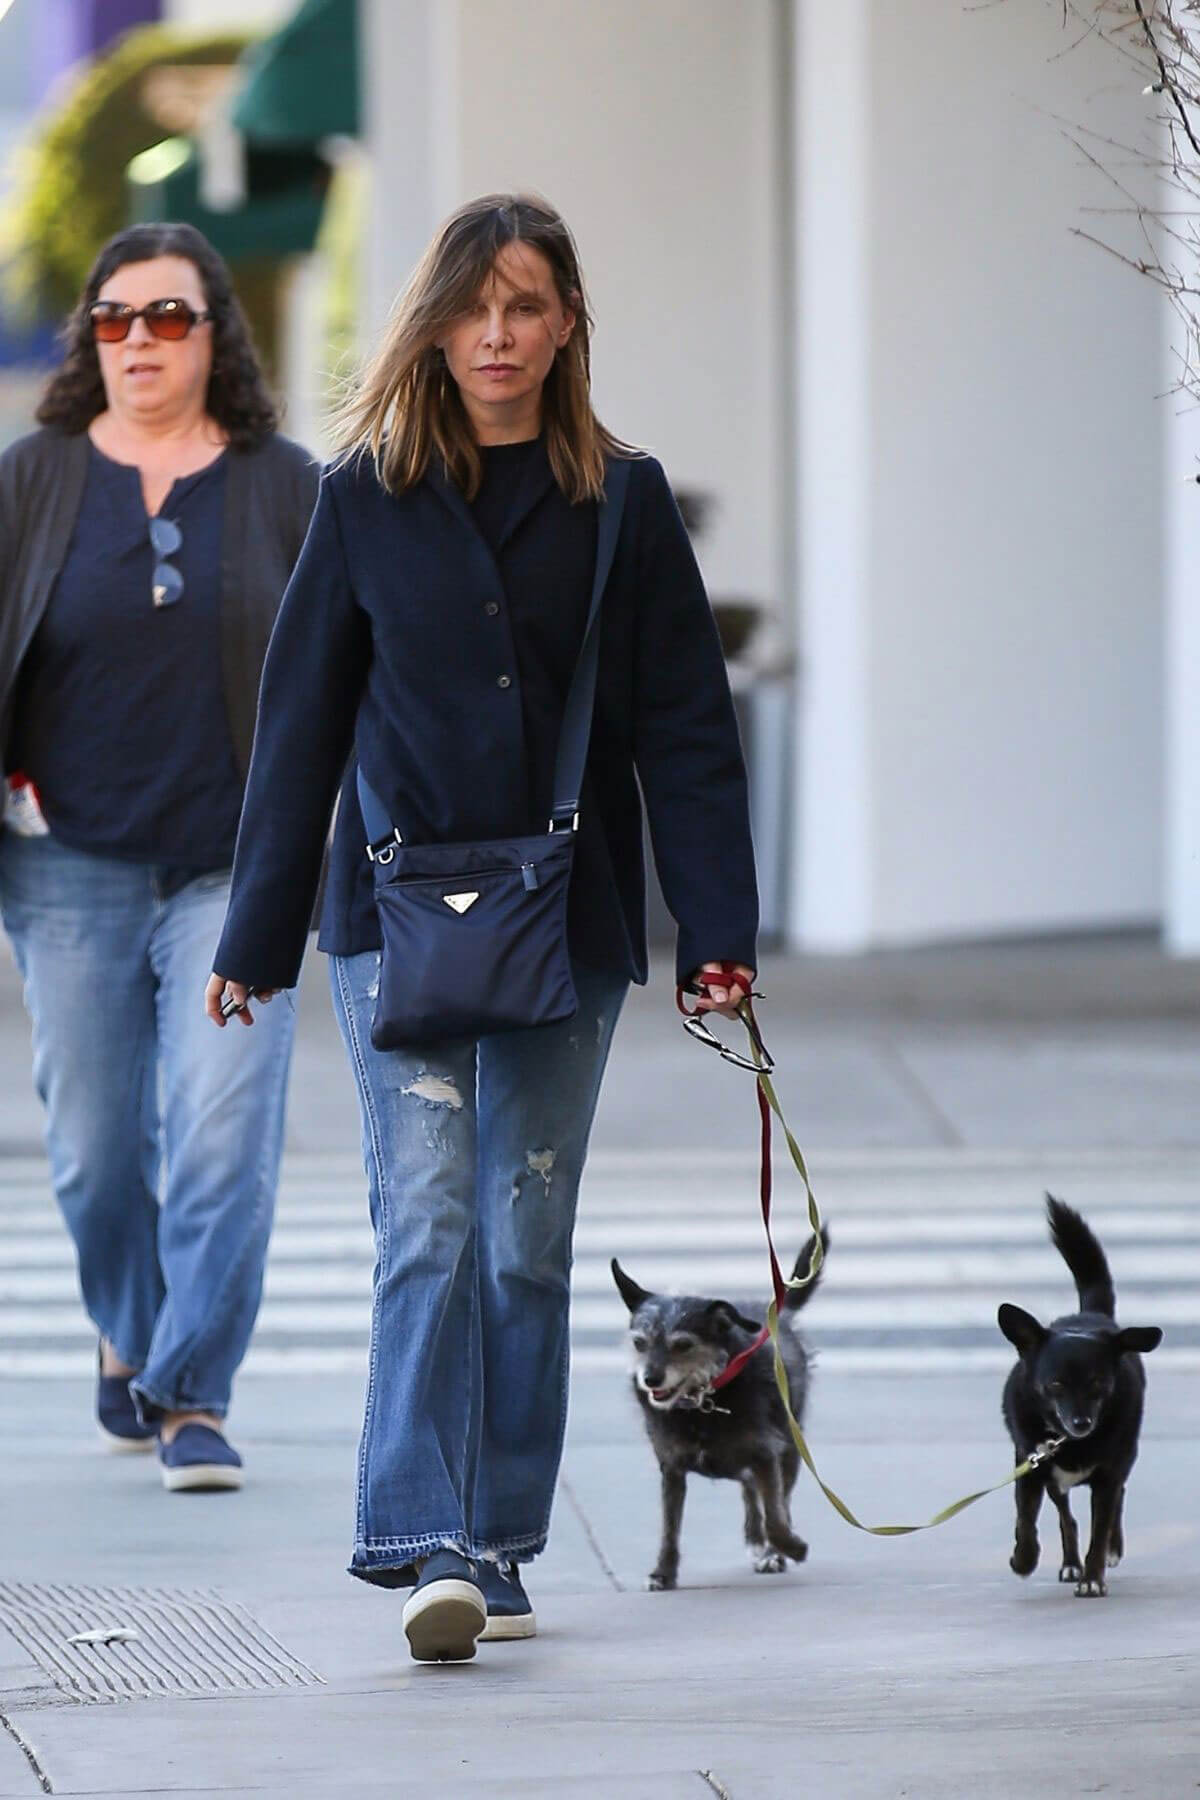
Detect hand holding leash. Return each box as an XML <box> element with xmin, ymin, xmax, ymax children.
<box><xmin>687</xmin><ymin>961</ymin><xmax>757</xmax><ymax>1017</ymax></box>
<box><xmin>677</xmin><ymin>962</ymin><xmax>773</xmax><ymax>1073</ymax></box>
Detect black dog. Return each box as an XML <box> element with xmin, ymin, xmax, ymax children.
<box><xmin>998</xmin><ymin>1196</ymin><xmax>1162</xmax><ymax>1598</ymax></box>
<box><xmin>611</xmin><ymin>1230</ymin><xmax>827</xmax><ymax>1591</ymax></box>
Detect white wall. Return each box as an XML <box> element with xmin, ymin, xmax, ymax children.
<box><xmin>793</xmin><ymin>0</ymin><xmax>872</xmax><ymax>949</ymax></box>
<box><xmin>794</xmin><ymin>0</ymin><xmax>1164</xmax><ymax>947</ymax></box>
<box><xmin>452</xmin><ymin>0</ymin><xmax>785</xmax><ymax>612</ymax></box>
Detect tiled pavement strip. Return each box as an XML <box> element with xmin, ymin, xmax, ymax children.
<box><xmin>2</xmin><ymin>1147</ymin><xmax>1200</xmax><ymax>1381</ymax></box>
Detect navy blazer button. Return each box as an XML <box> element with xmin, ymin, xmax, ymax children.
<box><xmin>497</xmin><ymin>674</ymin><xmax>512</xmax><ymax>689</ymax></box>
<box><xmin>485</xmin><ymin>601</ymin><xmax>500</xmax><ymax>616</ymax></box>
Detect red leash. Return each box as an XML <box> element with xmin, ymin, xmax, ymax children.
<box><xmin>676</xmin><ymin>964</ymin><xmax>794</xmax><ymax>1389</ymax></box>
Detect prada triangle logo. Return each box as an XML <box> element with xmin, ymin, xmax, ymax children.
<box><xmin>442</xmin><ymin>891</ymin><xmax>479</xmax><ymax>915</ymax></box>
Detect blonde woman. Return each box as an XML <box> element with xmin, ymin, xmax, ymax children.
<box><xmin>208</xmin><ymin>195</ymin><xmax>757</xmax><ymax>1660</ymax></box>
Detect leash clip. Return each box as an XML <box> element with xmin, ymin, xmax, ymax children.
<box><xmin>1025</xmin><ymin>1435</ymin><xmax>1066</xmax><ymax>1470</ymax></box>
<box><xmin>694</xmin><ymin>1390</ymin><xmax>731</xmax><ymax>1416</ymax></box>
<box><xmin>672</xmin><ymin>1383</ymin><xmax>731</xmax><ymax>1416</ymax></box>
<box><xmin>681</xmin><ymin>1007</ymin><xmax>774</xmax><ymax>1074</ymax></box>
<box><xmin>678</xmin><ymin>965</ymin><xmax>775</xmax><ymax>1074</ymax></box>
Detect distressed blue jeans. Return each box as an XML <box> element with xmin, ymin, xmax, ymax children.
<box><xmin>330</xmin><ymin>950</ymin><xmax>627</xmax><ymax>1584</ymax></box>
<box><xmin>0</xmin><ymin>832</ymin><xmax>295</xmax><ymax>1418</ymax></box>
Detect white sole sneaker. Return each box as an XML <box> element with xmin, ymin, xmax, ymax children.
<box><xmin>98</xmin><ymin>1424</ymin><xmax>156</xmax><ymax>1455</ymax></box>
<box><xmin>402</xmin><ymin>1579</ymin><xmax>487</xmax><ymax>1662</ymax></box>
<box><xmin>160</xmin><ymin>1462</ymin><xmax>244</xmax><ymax>1493</ymax></box>
<box><xmin>479</xmin><ymin>1611</ymin><xmax>537</xmax><ymax>1642</ymax></box>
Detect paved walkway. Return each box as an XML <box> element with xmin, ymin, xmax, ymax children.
<box><xmin>0</xmin><ymin>938</ymin><xmax>1197</xmax><ymax>1796</ymax></box>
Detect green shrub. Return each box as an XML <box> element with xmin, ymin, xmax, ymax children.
<box><xmin>0</xmin><ymin>25</ymin><xmax>283</xmax><ymax>362</ymax></box>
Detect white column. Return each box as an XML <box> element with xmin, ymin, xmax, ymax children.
<box><xmin>360</xmin><ymin>0</ymin><xmax>460</xmax><ymax>341</ymax></box>
<box><xmin>1163</xmin><ymin>356</ymin><xmax>1200</xmax><ymax>951</ymax></box>
<box><xmin>787</xmin><ymin>0</ymin><xmax>873</xmax><ymax>950</ymax></box>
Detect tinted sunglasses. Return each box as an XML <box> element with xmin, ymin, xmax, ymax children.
<box><xmin>88</xmin><ymin>298</ymin><xmax>213</xmax><ymax>343</ymax></box>
<box><xmin>150</xmin><ymin>516</ymin><xmax>184</xmax><ymax>609</ymax></box>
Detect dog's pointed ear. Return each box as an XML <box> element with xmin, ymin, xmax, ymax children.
<box><xmin>611</xmin><ymin>1258</ymin><xmax>652</xmax><ymax>1314</ymax></box>
<box><xmin>705</xmin><ymin>1299</ymin><xmax>763</xmax><ymax>1336</ymax></box>
<box><xmin>998</xmin><ymin>1303</ymin><xmax>1046</xmax><ymax>1357</ymax></box>
<box><xmin>1117</xmin><ymin>1325</ymin><xmax>1163</xmax><ymax>1354</ymax></box>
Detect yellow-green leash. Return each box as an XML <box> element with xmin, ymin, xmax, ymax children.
<box><xmin>679</xmin><ymin>975</ymin><xmax>1061</xmax><ymax>1533</ymax></box>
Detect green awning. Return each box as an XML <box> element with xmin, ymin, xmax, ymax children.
<box><xmin>126</xmin><ymin>135</ymin><xmax>331</xmax><ymax>259</ymax></box>
<box><xmin>231</xmin><ymin>0</ymin><xmax>358</xmax><ymax>145</ymax></box>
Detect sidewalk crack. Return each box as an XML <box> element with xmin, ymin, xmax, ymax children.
<box><xmin>0</xmin><ymin>1708</ymin><xmax>52</xmax><ymax>1793</ymax></box>
<box><xmin>697</xmin><ymin>1771</ymin><xmax>734</xmax><ymax>1799</ymax></box>
<box><xmin>558</xmin><ymin>1471</ymin><xmax>623</xmax><ymax>1591</ymax></box>
<box><xmin>875</xmin><ymin>1034</ymin><xmax>965</xmax><ymax>1146</ymax></box>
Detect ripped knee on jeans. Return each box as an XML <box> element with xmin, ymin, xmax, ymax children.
<box><xmin>400</xmin><ymin>1073</ymin><xmax>464</xmax><ymax>1112</ymax></box>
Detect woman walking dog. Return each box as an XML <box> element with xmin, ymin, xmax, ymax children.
<box><xmin>0</xmin><ymin>223</ymin><xmax>317</xmax><ymax>1489</ymax></box>
<box><xmin>208</xmin><ymin>193</ymin><xmax>758</xmax><ymax>1658</ymax></box>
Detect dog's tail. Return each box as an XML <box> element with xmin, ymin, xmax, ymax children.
<box><xmin>782</xmin><ymin>1226</ymin><xmax>829</xmax><ymax>1313</ymax></box>
<box><xmin>1047</xmin><ymin>1194</ymin><xmax>1115</xmax><ymax>1317</ymax></box>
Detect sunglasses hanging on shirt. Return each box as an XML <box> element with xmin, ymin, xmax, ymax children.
<box><xmin>88</xmin><ymin>298</ymin><xmax>213</xmax><ymax>342</ymax></box>
<box><xmin>150</xmin><ymin>516</ymin><xmax>184</xmax><ymax>608</ymax></box>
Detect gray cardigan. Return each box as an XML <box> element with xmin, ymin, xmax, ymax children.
<box><xmin>0</xmin><ymin>425</ymin><xmax>319</xmax><ymax>782</ymax></box>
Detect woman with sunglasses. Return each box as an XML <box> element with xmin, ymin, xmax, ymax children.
<box><xmin>0</xmin><ymin>223</ymin><xmax>318</xmax><ymax>1490</ymax></box>
<box><xmin>207</xmin><ymin>194</ymin><xmax>757</xmax><ymax>1659</ymax></box>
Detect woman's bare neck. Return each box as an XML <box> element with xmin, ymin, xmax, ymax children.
<box><xmin>88</xmin><ymin>408</ymin><xmax>226</xmax><ymax>468</ymax></box>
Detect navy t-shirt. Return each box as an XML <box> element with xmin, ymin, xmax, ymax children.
<box><xmin>12</xmin><ymin>443</ymin><xmax>243</xmax><ymax>867</ymax></box>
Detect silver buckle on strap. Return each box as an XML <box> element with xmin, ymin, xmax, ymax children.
<box><xmin>365</xmin><ymin>829</ymin><xmax>403</xmax><ymax>865</ymax></box>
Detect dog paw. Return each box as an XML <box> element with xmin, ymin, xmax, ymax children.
<box><xmin>1074</xmin><ymin>1576</ymin><xmax>1108</xmax><ymax>1599</ymax></box>
<box><xmin>647</xmin><ymin>1570</ymin><xmax>676</xmax><ymax>1592</ymax></box>
<box><xmin>1058</xmin><ymin>1563</ymin><xmax>1083</xmax><ymax>1584</ymax></box>
<box><xmin>753</xmin><ymin>1550</ymin><xmax>786</xmax><ymax>1575</ymax></box>
<box><xmin>1107</xmin><ymin>1546</ymin><xmax>1123</xmax><ymax>1569</ymax></box>
<box><xmin>1010</xmin><ymin>1542</ymin><xmax>1039</xmax><ymax>1577</ymax></box>
<box><xmin>767</xmin><ymin>1534</ymin><xmax>808</xmax><ymax>1564</ymax></box>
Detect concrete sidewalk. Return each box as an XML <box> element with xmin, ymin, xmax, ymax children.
<box><xmin>1</xmin><ymin>937</ymin><xmax>1198</xmax><ymax>1796</ymax></box>
<box><xmin>2</xmin><ymin>1358</ymin><xmax>1197</xmax><ymax>1797</ymax></box>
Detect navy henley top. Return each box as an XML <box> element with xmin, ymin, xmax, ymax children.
<box><xmin>11</xmin><ymin>443</ymin><xmax>243</xmax><ymax>868</ymax></box>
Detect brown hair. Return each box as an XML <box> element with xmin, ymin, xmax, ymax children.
<box><xmin>332</xmin><ymin>192</ymin><xmax>634</xmax><ymax>502</ymax></box>
<box><xmin>36</xmin><ymin>222</ymin><xmax>278</xmax><ymax>451</ymax></box>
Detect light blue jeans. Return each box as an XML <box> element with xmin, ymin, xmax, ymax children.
<box><xmin>0</xmin><ymin>832</ymin><xmax>295</xmax><ymax>1418</ymax></box>
<box><xmin>330</xmin><ymin>949</ymin><xmax>626</xmax><ymax>1585</ymax></box>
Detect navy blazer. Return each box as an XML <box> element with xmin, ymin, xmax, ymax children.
<box><xmin>214</xmin><ymin>448</ymin><xmax>758</xmax><ymax>993</ymax></box>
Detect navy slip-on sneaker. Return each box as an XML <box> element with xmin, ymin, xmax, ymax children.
<box><xmin>477</xmin><ymin>1559</ymin><xmax>536</xmax><ymax>1641</ymax></box>
<box><xmin>401</xmin><ymin>1551</ymin><xmax>486</xmax><ymax>1663</ymax></box>
<box><xmin>96</xmin><ymin>1352</ymin><xmax>156</xmax><ymax>1453</ymax></box>
<box><xmin>158</xmin><ymin>1424</ymin><xmax>244</xmax><ymax>1492</ymax></box>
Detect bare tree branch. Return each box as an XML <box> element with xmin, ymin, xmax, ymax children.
<box><xmin>1133</xmin><ymin>0</ymin><xmax>1200</xmax><ymax>153</ymax></box>
<box><xmin>1037</xmin><ymin>2</ymin><xmax>1200</xmax><ymax>402</ymax></box>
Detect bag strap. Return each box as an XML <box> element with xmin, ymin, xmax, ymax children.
<box><xmin>359</xmin><ymin>455</ymin><xmax>631</xmax><ymax>853</ymax></box>
<box><xmin>548</xmin><ymin>454</ymin><xmax>630</xmax><ymax>831</ymax></box>
<box><xmin>357</xmin><ymin>763</ymin><xmax>395</xmax><ymax>852</ymax></box>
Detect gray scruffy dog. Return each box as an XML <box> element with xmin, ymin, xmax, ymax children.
<box><xmin>611</xmin><ymin>1229</ymin><xmax>827</xmax><ymax>1591</ymax></box>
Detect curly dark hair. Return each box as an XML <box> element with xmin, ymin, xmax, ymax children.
<box><xmin>36</xmin><ymin>223</ymin><xmax>278</xmax><ymax>449</ymax></box>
